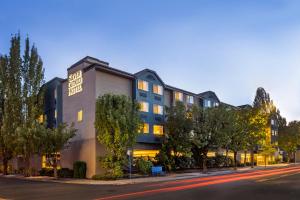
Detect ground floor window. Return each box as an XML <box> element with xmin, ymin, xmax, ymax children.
<box><xmin>42</xmin><ymin>153</ymin><xmax>61</xmax><ymax>169</ymax></box>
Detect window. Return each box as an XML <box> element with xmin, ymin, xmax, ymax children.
<box><xmin>139</xmin><ymin>101</ymin><xmax>149</xmax><ymax>112</ymax></box>
<box><xmin>271</xmin><ymin>119</ymin><xmax>275</xmax><ymax>125</ymax></box>
<box><xmin>153</xmin><ymin>125</ymin><xmax>164</xmax><ymax>135</ymax></box>
<box><xmin>54</xmin><ymin>110</ymin><xmax>57</xmax><ymax>119</ymax></box>
<box><xmin>187</xmin><ymin>95</ymin><xmax>194</xmax><ymax>104</ymax></box>
<box><xmin>205</xmin><ymin>100</ymin><xmax>212</xmax><ymax>107</ymax></box>
<box><xmin>142</xmin><ymin>123</ymin><xmax>149</xmax><ymax>134</ymax></box>
<box><xmin>138</xmin><ymin>80</ymin><xmax>149</xmax><ymax>91</ymax></box>
<box><xmin>153</xmin><ymin>84</ymin><xmax>163</xmax><ymax>95</ymax></box>
<box><xmin>215</xmin><ymin>102</ymin><xmax>219</xmax><ymax>107</ymax></box>
<box><xmin>175</xmin><ymin>91</ymin><xmax>183</xmax><ymax>101</ymax></box>
<box><xmin>77</xmin><ymin>109</ymin><xmax>83</xmax><ymax>122</ymax></box>
<box><xmin>153</xmin><ymin>104</ymin><xmax>163</xmax><ymax>115</ymax></box>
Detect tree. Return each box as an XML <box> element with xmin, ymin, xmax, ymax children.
<box><xmin>164</xmin><ymin>101</ymin><xmax>193</xmax><ymax>169</ymax></box>
<box><xmin>278</xmin><ymin>121</ymin><xmax>300</xmax><ymax>163</ymax></box>
<box><xmin>16</xmin><ymin>37</ymin><xmax>45</xmax><ymax>176</ymax></box>
<box><xmin>260</xmin><ymin>142</ymin><xmax>276</xmax><ymax>168</ymax></box>
<box><xmin>191</xmin><ymin>105</ymin><xmax>225</xmax><ymax>173</ymax></box>
<box><xmin>221</xmin><ymin>109</ymin><xmax>246</xmax><ymax>169</ymax></box>
<box><xmin>243</xmin><ymin>107</ymin><xmax>268</xmax><ymax>168</ymax></box>
<box><xmin>95</xmin><ymin>94</ymin><xmax>141</xmax><ymax>178</ymax></box>
<box><xmin>0</xmin><ymin>34</ymin><xmax>23</xmax><ymax>175</ymax></box>
<box><xmin>253</xmin><ymin>87</ymin><xmax>271</xmax><ymax>112</ymax></box>
<box><xmin>42</xmin><ymin>123</ymin><xmax>76</xmax><ymax>178</ymax></box>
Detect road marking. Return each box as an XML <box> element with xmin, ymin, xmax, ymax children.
<box><xmin>94</xmin><ymin>167</ymin><xmax>300</xmax><ymax>200</ymax></box>
<box><xmin>256</xmin><ymin>171</ymin><xmax>300</xmax><ymax>183</ymax></box>
<box><xmin>147</xmin><ymin>165</ymin><xmax>300</xmax><ymax>187</ymax></box>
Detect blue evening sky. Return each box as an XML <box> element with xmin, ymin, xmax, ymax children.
<box><xmin>1</xmin><ymin>0</ymin><xmax>300</xmax><ymax>121</ymax></box>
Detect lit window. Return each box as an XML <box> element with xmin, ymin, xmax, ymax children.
<box><xmin>175</xmin><ymin>92</ymin><xmax>183</xmax><ymax>102</ymax></box>
<box><xmin>77</xmin><ymin>109</ymin><xmax>83</xmax><ymax>122</ymax></box>
<box><xmin>138</xmin><ymin>80</ymin><xmax>149</xmax><ymax>91</ymax></box>
<box><xmin>142</xmin><ymin>123</ymin><xmax>149</xmax><ymax>134</ymax></box>
<box><xmin>139</xmin><ymin>101</ymin><xmax>149</xmax><ymax>112</ymax></box>
<box><xmin>187</xmin><ymin>95</ymin><xmax>194</xmax><ymax>104</ymax></box>
<box><xmin>42</xmin><ymin>153</ymin><xmax>61</xmax><ymax>169</ymax></box>
<box><xmin>153</xmin><ymin>125</ymin><xmax>164</xmax><ymax>135</ymax></box>
<box><xmin>153</xmin><ymin>104</ymin><xmax>163</xmax><ymax>115</ymax></box>
<box><xmin>153</xmin><ymin>84</ymin><xmax>163</xmax><ymax>95</ymax></box>
<box><xmin>38</xmin><ymin>114</ymin><xmax>44</xmax><ymax>123</ymax></box>
<box><xmin>54</xmin><ymin>110</ymin><xmax>57</xmax><ymax>119</ymax></box>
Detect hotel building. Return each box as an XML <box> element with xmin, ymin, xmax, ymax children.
<box><xmin>8</xmin><ymin>56</ymin><xmax>279</xmax><ymax>177</ymax></box>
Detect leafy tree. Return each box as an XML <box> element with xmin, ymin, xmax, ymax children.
<box><xmin>191</xmin><ymin>105</ymin><xmax>225</xmax><ymax>172</ymax></box>
<box><xmin>221</xmin><ymin>109</ymin><xmax>246</xmax><ymax>169</ymax></box>
<box><xmin>278</xmin><ymin>121</ymin><xmax>300</xmax><ymax>162</ymax></box>
<box><xmin>243</xmin><ymin>107</ymin><xmax>268</xmax><ymax>168</ymax></box>
<box><xmin>164</xmin><ymin>101</ymin><xmax>193</xmax><ymax>169</ymax></box>
<box><xmin>95</xmin><ymin>94</ymin><xmax>141</xmax><ymax>178</ymax></box>
<box><xmin>0</xmin><ymin>34</ymin><xmax>23</xmax><ymax>175</ymax></box>
<box><xmin>17</xmin><ymin>37</ymin><xmax>45</xmax><ymax>176</ymax></box>
<box><xmin>42</xmin><ymin>123</ymin><xmax>76</xmax><ymax>178</ymax></box>
<box><xmin>260</xmin><ymin>142</ymin><xmax>276</xmax><ymax>168</ymax></box>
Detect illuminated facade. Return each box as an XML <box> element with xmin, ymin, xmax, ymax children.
<box><xmin>43</xmin><ymin>56</ymin><xmax>281</xmax><ymax>177</ymax></box>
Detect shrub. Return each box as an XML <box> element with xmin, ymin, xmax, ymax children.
<box><xmin>39</xmin><ymin>168</ymin><xmax>54</xmax><ymax>176</ymax></box>
<box><xmin>177</xmin><ymin>156</ymin><xmax>195</xmax><ymax>169</ymax></box>
<box><xmin>73</xmin><ymin>161</ymin><xmax>87</xmax><ymax>179</ymax></box>
<box><xmin>136</xmin><ymin>158</ymin><xmax>153</xmax><ymax>175</ymax></box>
<box><xmin>58</xmin><ymin>168</ymin><xmax>74</xmax><ymax>178</ymax></box>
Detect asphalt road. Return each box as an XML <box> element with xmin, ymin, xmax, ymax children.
<box><xmin>1</xmin><ymin>166</ymin><xmax>300</xmax><ymax>200</ymax></box>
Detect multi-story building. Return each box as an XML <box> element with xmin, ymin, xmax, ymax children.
<box><xmin>40</xmin><ymin>56</ymin><xmax>224</xmax><ymax>177</ymax></box>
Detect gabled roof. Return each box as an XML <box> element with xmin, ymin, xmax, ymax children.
<box><xmin>67</xmin><ymin>56</ymin><xmax>109</xmax><ymax>71</ymax></box>
<box><xmin>221</xmin><ymin>102</ymin><xmax>238</xmax><ymax>109</ymax></box>
<box><xmin>198</xmin><ymin>91</ymin><xmax>220</xmax><ymax>102</ymax></box>
<box><xmin>134</xmin><ymin>68</ymin><xmax>165</xmax><ymax>87</ymax></box>
<box><xmin>90</xmin><ymin>63</ymin><xmax>135</xmax><ymax>80</ymax></box>
<box><xmin>165</xmin><ymin>84</ymin><xmax>198</xmax><ymax>96</ymax></box>
<box><xmin>238</xmin><ymin>104</ymin><xmax>252</xmax><ymax>109</ymax></box>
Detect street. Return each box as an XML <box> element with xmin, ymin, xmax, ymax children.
<box><xmin>1</xmin><ymin>166</ymin><xmax>300</xmax><ymax>200</ymax></box>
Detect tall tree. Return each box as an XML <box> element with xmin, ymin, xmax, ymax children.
<box><xmin>191</xmin><ymin>105</ymin><xmax>225</xmax><ymax>172</ymax></box>
<box><xmin>253</xmin><ymin>87</ymin><xmax>271</xmax><ymax>111</ymax></box>
<box><xmin>164</xmin><ymin>101</ymin><xmax>193</xmax><ymax>169</ymax></box>
<box><xmin>244</xmin><ymin>107</ymin><xmax>268</xmax><ymax>168</ymax></box>
<box><xmin>221</xmin><ymin>109</ymin><xmax>246</xmax><ymax>169</ymax></box>
<box><xmin>95</xmin><ymin>94</ymin><xmax>141</xmax><ymax>178</ymax></box>
<box><xmin>17</xmin><ymin>37</ymin><xmax>45</xmax><ymax>176</ymax></box>
<box><xmin>0</xmin><ymin>34</ymin><xmax>23</xmax><ymax>175</ymax></box>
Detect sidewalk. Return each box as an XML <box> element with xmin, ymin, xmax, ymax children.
<box><xmin>1</xmin><ymin>163</ymin><xmax>295</xmax><ymax>185</ymax></box>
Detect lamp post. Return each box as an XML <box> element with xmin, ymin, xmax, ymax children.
<box><xmin>127</xmin><ymin>149</ymin><xmax>132</xmax><ymax>179</ymax></box>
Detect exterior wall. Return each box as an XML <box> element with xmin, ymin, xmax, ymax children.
<box><xmin>134</xmin><ymin>71</ymin><xmax>164</xmax><ymax>144</ymax></box>
<box><xmin>163</xmin><ymin>89</ymin><xmax>172</xmax><ymax>108</ymax></box>
<box><xmin>94</xmin><ymin>70</ymin><xmax>133</xmax><ymax>175</ymax></box>
<box><xmin>61</xmin><ymin>67</ymin><xmax>97</xmax><ymax>178</ymax></box>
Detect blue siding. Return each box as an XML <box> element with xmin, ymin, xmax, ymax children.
<box><xmin>134</xmin><ymin>70</ymin><xmax>164</xmax><ymax>144</ymax></box>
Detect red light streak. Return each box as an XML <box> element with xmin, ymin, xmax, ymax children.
<box><xmin>94</xmin><ymin>166</ymin><xmax>300</xmax><ymax>200</ymax></box>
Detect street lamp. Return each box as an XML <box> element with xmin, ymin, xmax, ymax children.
<box><xmin>127</xmin><ymin>149</ymin><xmax>132</xmax><ymax>179</ymax></box>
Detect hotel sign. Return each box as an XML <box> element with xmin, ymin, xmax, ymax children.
<box><xmin>68</xmin><ymin>70</ymin><xmax>83</xmax><ymax>96</ymax></box>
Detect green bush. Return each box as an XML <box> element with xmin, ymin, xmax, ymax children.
<box><xmin>73</xmin><ymin>161</ymin><xmax>87</xmax><ymax>179</ymax></box>
<box><xmin>58</xmin><ymin>168</ymin><xmax>74</xmax><ymax>178</ymax></box>
<box><xmin>136</xmin><ymin>158</ymin><xmax>153</xmax><ymax>175</ymax></box>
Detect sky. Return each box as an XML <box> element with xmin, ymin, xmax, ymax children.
<box><xmin>1</xmin><ymin>0</ymin><xmax>300</xmax><ymax>121</ymax></box>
